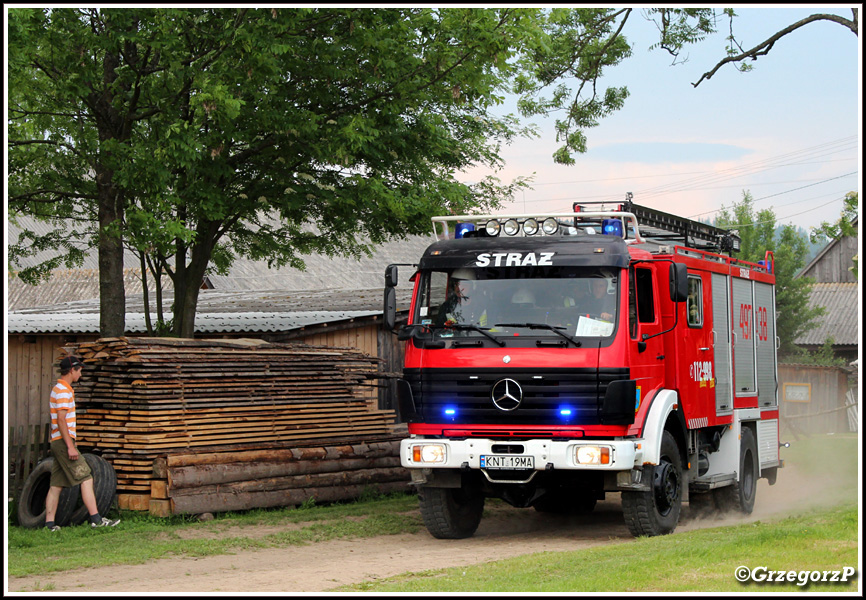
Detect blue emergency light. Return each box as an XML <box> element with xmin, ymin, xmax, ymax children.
<box><xmin>602</xmin><ymin>218</ymin><xmax>624</xmax><ymax>237</ymax></box>
<box><xmin>455</xmin><ymin>223</ymin><xmax>475</xmax><ymax>239</ymax></box>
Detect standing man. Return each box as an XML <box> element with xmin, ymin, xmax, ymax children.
<box><xmin>45</xmin><ymin>356</ymin><xmax>120</xmax><ymax>530</ymax></box>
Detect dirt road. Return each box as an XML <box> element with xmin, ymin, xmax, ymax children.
<box><xmin>10</xmin><ymin>459</ymin><xmax>843</xmax><ymax>594</ymax></box>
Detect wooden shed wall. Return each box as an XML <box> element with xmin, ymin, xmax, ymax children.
<box><xmin>7</xmin><ymin>334</ymin><xmax>100</xmax><ymax>435</ymax></box>
<box><xmin>778</xmin><ymin>364</ymin><xmax>853</xmax><ymax>435</ymax></box>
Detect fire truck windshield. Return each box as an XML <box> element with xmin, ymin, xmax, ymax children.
<box><xmin>413</xmin><ymin>267</ymin><xmax>618</xmax><ymax>340</ymax></box>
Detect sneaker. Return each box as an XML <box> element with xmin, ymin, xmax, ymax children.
<box><xmin>46</xmin><ymin>525</ymin><xmax>61</xmax><ymax>532</ymax></box>
<box><xmin>91</xmin><ymin>517</ymin><xmax>120</xmax><ymax>528</ymax></box>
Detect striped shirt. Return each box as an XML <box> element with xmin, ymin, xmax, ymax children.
<box><xmin>50</xmin><ymin>380</ymin><xmax>76</xmax><ymax>441</ymax></box>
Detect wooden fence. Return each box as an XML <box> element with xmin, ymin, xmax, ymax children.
<box><xmin>7</xmin><ymin>424</ymin><xmax>52</xmax><ymax>511</ymax></box>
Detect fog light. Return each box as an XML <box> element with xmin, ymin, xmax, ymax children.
<box><xmin>523</xmin><ymin>218</ymin><xmax>539</xmax><ymax>236</ymax></box>
<box><xmin>503</xmin><ymin>219</ymin><xmax>520</xmax><ymax>236</ymax></box>
<box><xmin>484</xmin><ymin>220</ymin><xmax>501</xmax><ymax>237</ymax></box>
<box><xmin>412</xmin><ymin>444</ymin><xmax>447</xmax><ymax>464</ymax></box>
<box><xmin>575</xmin><ymin>446</ymin><xmax>611</xmax><ymax>465</ymax></box>
<box><xmin>542</xmin><ymin>217</ymin><xmax>559</xmax><ymax>235</ymax></box>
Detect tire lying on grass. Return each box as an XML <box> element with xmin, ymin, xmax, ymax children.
<box><xmin>58</xmin><ymin>453</ymin><xmax>118</xmax><ymax>526</ymax></box>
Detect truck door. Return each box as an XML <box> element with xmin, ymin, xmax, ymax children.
<box><xmin>711</xmin><ymin>273</ymin><xmax>733</xmax><ymax>414</ymax></box>
<box><xmin>678</xmin><ymin>271</ymin><xmax>716</xmax><ymax>422</ymax></box>
<box><xmin>628</xmin><ymin>264</ymin><xmax>665</xmax><ymax>412</ymax></box>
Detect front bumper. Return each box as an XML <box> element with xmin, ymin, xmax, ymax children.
<box><xmin>400</xmin><ymin>437</ymin><xmax>642</xmax><ymax>472</ymax></box>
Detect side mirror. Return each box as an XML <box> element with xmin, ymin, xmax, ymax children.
<box><xmin>383</xmin><ymin>286</ymin><xmax>397</xmax><ymax>331</ymax></box>
<box><xmin>385</xmin><ymin>264</ymin><xmax>398</xmax><ymax>288</ymax></box>
<box><xmin>669</xmin><ymin>263</ymin><xmax>688</xmax><ymax>303</ymax></box>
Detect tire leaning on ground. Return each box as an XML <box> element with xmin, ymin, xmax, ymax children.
<box><xmin>57</xmin><ymin>453</ymin><xmax>118</xmax><ymax>526</ymax></box>
<box><xmin>16</xmin><ymin>458</ymin><xmax>56</xmax><ymax>529</ymax></box>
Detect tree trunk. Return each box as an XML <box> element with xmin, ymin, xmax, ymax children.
<box><xmin>173</xmin><ymin>220</ymin><xmax>220</xmax><ymax>338</ymax></box>
<box><xmin>96</xmin><ymin>167</ymin><xmax>126</xmax><ymax>337</ymax></box>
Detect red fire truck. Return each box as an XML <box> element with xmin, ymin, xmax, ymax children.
<box><xmin>383</xmin><ymin>200</ymin><xmax>782</xmax><ymax>538</ymax></box>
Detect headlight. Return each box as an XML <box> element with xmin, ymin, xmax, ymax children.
<box><xmin>412</xmin><ymin>444</ymin><xmax>447</xmax><ymax>464</ymax></box>
<box><xmin>503</xmin><ymin>219</ymin><xmax>520</xmax><ymax>236</ymax></box>
<box><xmin>484</xmin><ymin>219</ymin><xmax>501</xmax><ymax>237</ymax></box>
<box><xmin>542</xmin><ymin>217</ymin><xmax>559</xmax><ymax>235</ymax></box>
<box><xmin>575</xmin><ymin>445</ymin><xmax>611</xmax><ymax>465</ymax></box>
<box><xmin>523</xmin><ymin>218</ymin><xmax>539</xmax><ymax>236</ymax></box>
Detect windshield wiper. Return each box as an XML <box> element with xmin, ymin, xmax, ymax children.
<box><xmin>494</xmin><ymin>322</ymin><xmax>582</xmax><ymax>348</ymax></box>
<box><xmin>429</xmin><ymin>323</ymin><xmax>506</xmax><ymax>347</ymax></box>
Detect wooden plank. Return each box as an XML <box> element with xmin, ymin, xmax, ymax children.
<box><xmin>169</xmin><ymin>481</ymin><xmax>410</xmax><ymax>515</ymax></box>
<box><xmin>150</xmin><ymin>479</ymin><xmax>169</xmax><ymax>499</ymax></box>
<box><xmin>168</xmin><ymin>456</ymin><xmax>401</xmax><ymax>489</ymax></box>
<box><xmin>148</xmin><ymin>498</ymin><xmax>173</xmax><ymax>517</ymax></box>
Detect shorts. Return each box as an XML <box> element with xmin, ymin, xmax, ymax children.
<box><xmin>50</xmin><ymin>439</ymin><xmax>93</xmax><ymax>487</ymax></box>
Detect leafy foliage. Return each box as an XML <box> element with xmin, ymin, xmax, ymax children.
<box><xmin>8</xmin><ymin>8</ymin><xmax>543</xmax><ymax>336</ymax></box>
<box><xmin>714</xmin><ymin>192</ymin><xmax>824</xmax><ymax>356</ymax></box>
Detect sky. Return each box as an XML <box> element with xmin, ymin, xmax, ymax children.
<box><xmin>461</xmin><ymin>6</ymin><xmax>862</xmax><ymax>234</ymax></box>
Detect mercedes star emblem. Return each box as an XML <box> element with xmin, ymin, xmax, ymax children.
<box><xmin>491</xmin><ymin>378</ymin><xmax>523</xmax><ymax>411</ymax></box>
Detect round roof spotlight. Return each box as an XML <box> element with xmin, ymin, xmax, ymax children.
<box><xmin>503</xmin><ymin>219</ymin><xmax>520</xmax><ymax>236</ymax></box>
<box><xmin>484</xmin><ymin>219</ymin><xmax>501</xmax><ymax>237</ymax></box>
<box><xmin>542</xmin><ymin>217</ymin><xmax>559</xmax><ymax>235</ymax></box>
<box><xmin>522</xmin><ymin>218</ymin><xmax>539</xmax><ymax>236</ymax></box>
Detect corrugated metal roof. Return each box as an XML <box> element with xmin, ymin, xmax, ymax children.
<box><xmin>7</xmin><ymin>310</ymin><xmax>381</xmax><ymax>334</ymax></box>
<box><xmin>6</xmin><ymin>287</ymin><xmax>414</xmax><ymax>335</ymax></box>
<box><xmin>794</xmin><ymin>282</ymin><xmax>860</xmax><ymax>346</ymax></box>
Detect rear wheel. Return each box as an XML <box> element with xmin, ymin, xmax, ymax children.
<box><xmin>418</xmin><ymin>485</ymin><xmax>484</xmax><ymax>539</ymax></box>
<box><xmin>714</xmin><ymin>427</ymin><xmax>758</xmax><ymax>515</ymax></box>
<box><xmin>622</xmin><ymin>430</ymin><xmax>682</xmax><ymax>536</ymax></box>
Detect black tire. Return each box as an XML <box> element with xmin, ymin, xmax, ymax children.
<box><xmin>622</xmin><ymin>430</ymin><xmax>683</xmax><ymax>537</ymax></box>
<box><xmin>533</xmin><ymin>492</ymin><xmax>597</xmax><ymax>514</ymax></box>
<box><xmin>57</xmin><ymin>454</ymin><xmax>118</xmax><ymax>526</ymax></box>
<box><xmin>418</xmin><ymin>485</ymin><xmax>484</xmax><ymax>539</ymax></box>
<box><xmin>16</xmin><ymin>458</ymin><xmax>54</xmax><ymax>529</ymax></box>
<box><xmin>714</xmin><ymin>426</ymin><xmax>758</xmax><ymax>515</ymax></box>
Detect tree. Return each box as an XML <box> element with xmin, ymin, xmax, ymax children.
<box><xmin>9</xmin><ymin>8</ymin><xmax>546</xmax><ymax>337</ymax></box>
<box><xmin>714</xmin><ymin>192</ymin><xmax>824</xmax><ymax>355</ymax></box>
<box><xmin>515</xmin><ymin>7</ymin><xmax>859</xmax><ymax>164</ymax></box>
<box><xmin>810</xmin><ymin>192</ymin><xmax>859</xmax><ymax>280</ymax></box>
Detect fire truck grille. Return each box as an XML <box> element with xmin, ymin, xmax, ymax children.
<box><xmin>404</xmin><ymin>368</ymin><xmax>629</xmax><ymax>426</ymax></box>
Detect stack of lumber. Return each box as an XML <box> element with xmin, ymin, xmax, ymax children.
<box><xmin>60</xmin><ymin>337</ymin><xmax>408</xmax><ymax>515</ymax></box>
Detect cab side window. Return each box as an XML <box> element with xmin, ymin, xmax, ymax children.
<box><xmin>687</xmin><ymin>275</ymin><xmax>703</xmax><ymax>327</ymax></box>
<box><xmin>635</xmin><ymin>268</ymin><xmax>655</xmax><ymax>323</ymax></box>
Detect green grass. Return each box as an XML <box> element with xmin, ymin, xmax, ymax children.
<box><xmin>342</xmin><ymin>504</ymin><xmax>859</xmax><ymax>593</ymax></box>
<box><xmin>7</xmin><ymin>491</ymin><xmax>421</xmax><ymax>578</ymax></box>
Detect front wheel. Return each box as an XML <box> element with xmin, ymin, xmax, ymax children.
<box><xmin>622</xmin><ymin>430</ymin><xmax>683</xmax><ymax>536</ymax></box>
<box><xmin>418</xmin><ymin>486</ymin><xmax>484</xmax><ymax>539</ymax></box>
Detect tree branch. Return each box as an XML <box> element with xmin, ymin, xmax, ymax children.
<box><xmin>693</xmin><ymin>13</ymin><xmax>858</xmax><ymax>87</ymax></box>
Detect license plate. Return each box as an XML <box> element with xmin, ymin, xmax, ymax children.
<box><xmin>480</xmin><ymin>455</ymin><xmax>535</xmax><ymax>469</ymax></box>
